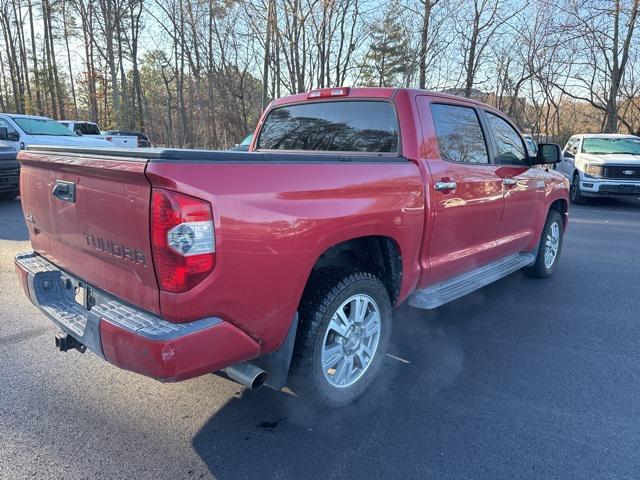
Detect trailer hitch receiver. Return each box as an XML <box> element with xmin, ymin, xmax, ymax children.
<box><xmin>55</xmin><ymin>333</ymin><xmax>87</xmax><ymax>353</ymax></box>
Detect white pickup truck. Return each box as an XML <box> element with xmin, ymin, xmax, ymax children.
<box><xmin>0</xmin><ymin>114</ymin><xmax>114</xmax><ymax>150</ymax></box>
<box><xmin>559</xmin><ymin>134</ymin><xmax>640</xmax><ymax>204</ymax></box>
<box><xmin>60</xmin><ymin>121</ymin><xmax>138</xmax><ymax>148</ymax></box>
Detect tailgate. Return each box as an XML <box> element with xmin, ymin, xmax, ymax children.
<box><xmin>104</xmin><ymin>135</ymin><xmax>137</xmax><ymax>148</ymax></box>
<box><xmin>19</xmin><ymin>149</ymin><xmax>159</xmax><ymax>314</ymax></box>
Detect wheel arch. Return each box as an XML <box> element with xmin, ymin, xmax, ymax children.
<box><xmin>304</xmin><ymin>235</ymin><xmax>403</xmax><ymax>306</ymax></box>
<box><xmin>549</xmin><ymin>198</ymin><xmax>569</xmax><ymax>228</ymax></box>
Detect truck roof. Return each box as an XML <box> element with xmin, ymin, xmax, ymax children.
<box><xmin>574</xmin><ymin>133</ymin><xmax>639</xmax><ymax>139</ymax></box>
<box><xmin>270</xmin><ymin>87</ymin><xmax>500</xmax><ymax>111</ymax></box>
<box><xmin>0</xmin><ymin>113</ymin><xmax>53</xmax><ymax>120</ymax></box>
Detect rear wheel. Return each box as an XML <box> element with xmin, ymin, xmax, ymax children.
<box><xmin>290</xmin><ymin>270</ymin><xmax>392</xmax><ymax>407</ymax></box>
<box><xmin>523</xmin><ymin>210</ymin><xmax>564</xmax><ymax>278</ymax></box>
<box><xmin>570</xmin><ymin>173</ymin><xmax>586</xmax><ymax>205</ymax></box>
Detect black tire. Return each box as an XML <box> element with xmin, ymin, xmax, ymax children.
<box><xmin>523</xmin><ymin>210</ymin><xmax>564</xmax><ymax>278</ymax></box>
<box><xmin>0</xmin><ymin>191</ymin><xmax>18</xmax><ymax>201</ymax></box>
<box><xmin>570</xmin><ymin>173</ymin><xmax>586</xmax><ymax>205</ymax></box>
<box><xmin>289</xmin><ymin>270</ymin><xmax>392</xmax><ymax>407</ymax></box>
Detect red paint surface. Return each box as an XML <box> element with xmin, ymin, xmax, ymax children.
<box><xmin>146</xmin><ymin>160</ymin><xmax>425</xmax><ymax>352</ymax></box>
<box><xmin>100</xmin><ymin>319</ymin><xmax>261</xmax><ymax>381</ymax></box>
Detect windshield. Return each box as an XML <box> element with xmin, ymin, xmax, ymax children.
<box><xmin>240</xmin><ymin>134</ymin><xmax>253</xmax><ymax>146</ymax></box>
<box><xmin>582</xmin><ymin>137</ymin><xmax>640</xmax><ymax>155</ymax></box>
<box><xmin>12</xmin><ymin>117</ymin><xmax>77</xmax><ymax>136</ymax></box>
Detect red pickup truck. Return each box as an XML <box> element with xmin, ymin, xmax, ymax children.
<box><xmin>15</xmin><ymin>88</ymin><xmax>569</xmax><ymax>406</ymax></box>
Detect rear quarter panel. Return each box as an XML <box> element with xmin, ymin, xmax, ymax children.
<box><xmin>146</xmin><ymin>160</ymin><xmax>424</xmax><ymax>352</ymax></box>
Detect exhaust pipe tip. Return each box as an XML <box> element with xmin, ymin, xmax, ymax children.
<box><xmin>223</xmin><ymin>362</ymin><xmax>267</xmax><ymax>390</ymax></box>
<box><xmin>250</xmin><ymin>371</ymin><xmax>267</xmax><ymax>390</ymax></box>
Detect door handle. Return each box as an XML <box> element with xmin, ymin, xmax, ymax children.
<box><xmin>52</xmin><ymin>180</ymin><xmax>76</xmax><ymax>202</ymax></box>
<box><xmin>434</xmin><ymin>181</ymin><xmax>457</xmax><ymax>191</ymax></box>
<box><xmin>503</xmin><ymin>178</ymin><xmax>517</xmax><ymax>187</ymax></box>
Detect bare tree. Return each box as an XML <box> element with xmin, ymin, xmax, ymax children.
<box><xmin>552</xmin><ymin>0</ymin><xmax>639</xmax><ymax>133</ymax></box>
<box><xmin>1</xmin><ymin>0</ymin><xmax>639</xmax><ymax>147</ymax></box>
<box><xmin>455</xmin><ymin>0</ymin><xmax>524</xmax><ymax>98</ymax></box>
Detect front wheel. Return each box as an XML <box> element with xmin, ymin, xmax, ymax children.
<box><xmin>523</xmin><ymin>210</ymin><xmax>564</xmax><ymax>278</ymax></box>
<box><xmin>290</xmin><ymin>271</ymin><xmax>392</xmax><ymax>407</ymax></box>
<box><xmin>570</xmin><ymin>174</ymin><xmax>586</xmax><ymax>205</ymax></box>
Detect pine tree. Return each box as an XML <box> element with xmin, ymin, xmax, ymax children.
<box><xmin>361</xmin><ymin>10</ymin><xmax>412</xmax><ymax>87</ymax></box>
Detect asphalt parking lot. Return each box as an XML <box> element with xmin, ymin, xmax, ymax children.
<box><xmin>1</xmin><ymin>196</ymin><xmax>639</xmax><ymax>480</ymax></box>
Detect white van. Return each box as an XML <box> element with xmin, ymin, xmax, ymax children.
<box><xmin>0</xmin><ymin>114</ymin><xmax>114</xmax><ymax>150</ymax></box>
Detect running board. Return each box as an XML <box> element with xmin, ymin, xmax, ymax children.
<box><xmin>409</xmin><ymin>253</ymin><xmax>536</xmax><ymax>310</ymax></box>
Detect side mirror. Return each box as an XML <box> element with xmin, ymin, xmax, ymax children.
<box><xmin>74</xmin><ymin>129</ymin><xmax>83</xmax><ymax>136</ymax></box>
<box><xmin>536</xmin><ymin>143</ymin><xmax>561</xmax><ymax>164</ymax></box>
<box><xmin>0</xmin><ymin>126</ymin><xmax>7</xmax><ymax>140</ymax></box>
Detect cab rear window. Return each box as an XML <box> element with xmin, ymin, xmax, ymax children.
<box><xmin>77</xmin><ymin>123</ymin><xmax>101</xmax><ymax>135</ymax></box>
<box><xmin>257</xmin><ymin>101</ymin><xmax>399</xmax><ymax>153</ymax></box>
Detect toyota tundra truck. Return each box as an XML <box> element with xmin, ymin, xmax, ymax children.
<box><xmin>14</xmin><ymin>88</ymin><xmax>569</xmax><ymax>406</ymax></box>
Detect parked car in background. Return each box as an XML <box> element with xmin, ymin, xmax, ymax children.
<box><xmin>0</xmin><ymin>134</ymin><xmax>19</xmax><ymax>200</ymax></box>
<box><xmin>524</xmin><ymin>134</ymin><xmax>538</xmax><ymax>156</ymax></box>
<box><xmin>0</xmin><ymin>114</ymin><xmax>114</xmax><ymax>150</ymax></box>
<box><xmin>14</xmin><ymin>88</ymin><xmax>568</xmax><ymax>407</ymax></box>
<box><xmin>230</xmin><ymin>133</ymin><xmax>253</xmax><ymax>151</ymax></box>
<box><xmin>103</xmin><ymin>130</ymin><xmax>152</xmax><ymax>148</ymax></box>
<box><xmin>558</xmin><ymin>133</ymin><xmax>640</xmax><ymax>204</ymax></box>
<box><xmin>59</xmin><ymin>121</ymin><xmax>138</xmax><ymax>148</ymax></box>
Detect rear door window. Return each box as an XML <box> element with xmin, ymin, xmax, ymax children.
<box><xmin>256</xmin><ymin>101</ymin><xmax>399</xmax><ymax>153</ymax></box>
<box><xmin>430</xmin><ymin>104</ymin><xmax>489</xmax><ymax>164</ymax></box>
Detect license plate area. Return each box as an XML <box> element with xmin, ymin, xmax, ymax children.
<box><xmin>30</xmin><ymin>270</ymin><xmax>90</xmax><ymax>338</ymax></box>
<box><xmin>16</xmin><ymin>252</ymin><xmax>110</xmax><ymax>357</ymax></box>
<box><xmin>73</xmin><ymin>281</ymin><xmax>95</xmax><ymax>310</ymax></box>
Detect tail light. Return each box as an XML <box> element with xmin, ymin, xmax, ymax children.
<box><xmin>151</xmin><ymin>189</ymin><xmax>215</xmax><ymax>293</ymax></box>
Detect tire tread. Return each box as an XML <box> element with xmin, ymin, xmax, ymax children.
<box><xmin>523</xmin><ymin>209</ymin><xmax>564</xmax><ymax>278</ymax></box>
<box><xmin>289</xmin><ymin>269</ymin><xmax>391</xmax><ymax>407</ymax></box>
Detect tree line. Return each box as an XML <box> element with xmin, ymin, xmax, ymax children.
<box><xmin>0</xmin><ymin>0</ymin><xmax>638</xmax><ymax>148</ymax></box>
